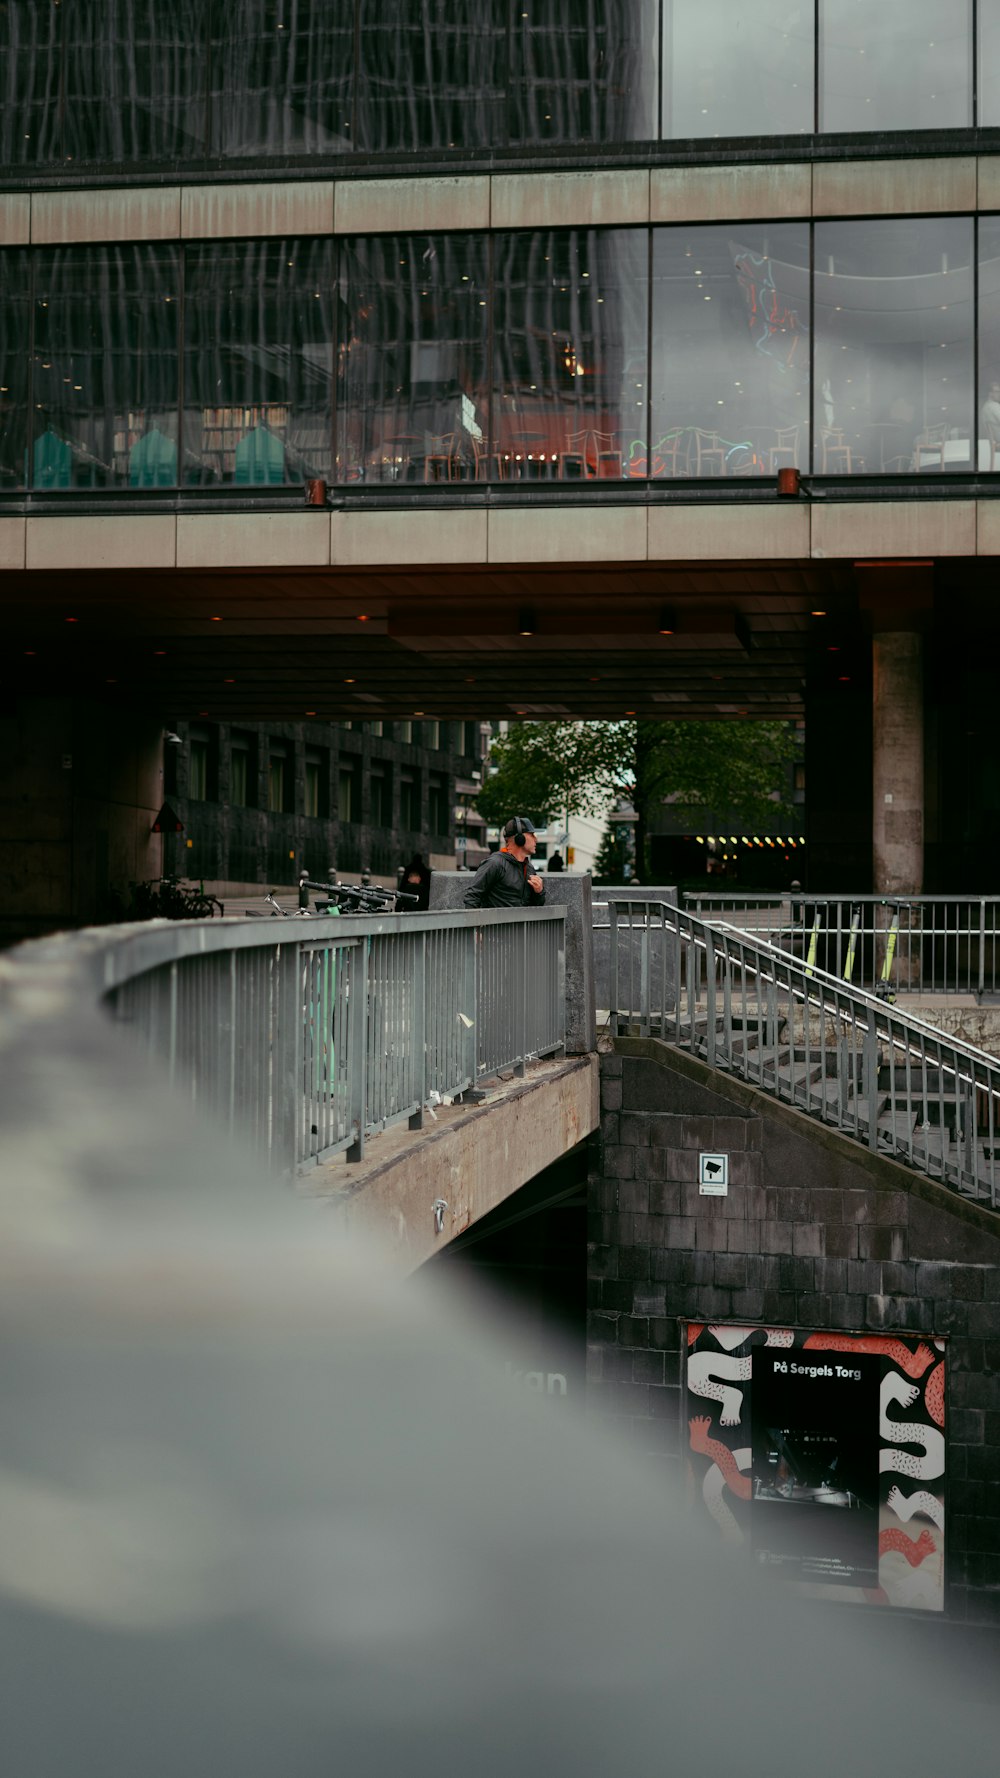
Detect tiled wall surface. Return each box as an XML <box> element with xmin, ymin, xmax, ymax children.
<box><xmin>589</xmin><ymin>1041</ymin><xmax>1000</xmax><ymax>1624</ymax></box>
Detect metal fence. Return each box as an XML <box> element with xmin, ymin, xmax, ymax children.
<box><xmin>105</xmin><ymin>907</ymin><xmax>565</xmax><ymax>1172</ymax></box>
<box><xmin>610</xmin><ymin>898</ymin><xmax>1000</xmax><ymax>1210</ymax></box>
<box><xmin>685</xmin><ymin>893</ymin><xmax>1000</xmax><ymax>1001</ymax></box>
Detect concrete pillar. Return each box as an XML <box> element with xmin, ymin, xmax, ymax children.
<box><xmin>872</xmin><ymin>628</ymin><xmax>923</xmax><ymax>896</ymax></box>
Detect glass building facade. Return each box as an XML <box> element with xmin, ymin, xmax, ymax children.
<box><xmin>2</xmin><ymin>1</ymin><xmax>999</xmax><ymax>172</ymax></box>
<box><xmin>4</xmin><ymin>220</ymin><xmax>1000</xmax><ymax>490</ymax></box>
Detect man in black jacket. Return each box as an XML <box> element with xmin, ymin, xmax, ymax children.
<box><xmin>462</xmin><ymin>817</ymin><xmax>546</xmax><ymax>908</ymax></box>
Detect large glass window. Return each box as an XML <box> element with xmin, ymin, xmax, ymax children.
<box><xmin>0</xmin><ymin>1</ymin><xmax>64</xmax><ymax>168</ymax></box>
<box><xmin>356</xmin><ymin>1</ymin><xmax>505</xmax><ymax>152</ymax></box>
<box><xmin>0</xmin><ymin>251</ymin><xmax>30</xmax><ymax>490</ymax></box>
<box><xmin>493</xmin><ymin>229</ymin><xmax>648</xmax><ymax>482</ymax></box>
<box><xmin>31</xmin><ymin>245</ymin><xmax>181</xmax><ymax>489</ymax></box>
<box><xmin>813</xmin><ymin>219</ymin><xmax>974</xmax><ymax>474</ymax></box>
<box><xmin>662</xmin><ymin>2</ymin><xmax>813</xmax><ymax>139</ymax></box>
<box><xmin>819</xmin><ymin>0</ymin><xmax>972</xmax><ymax>132</ymax></box>
<box><xmin>336</xmin><ymin>234</ymin><xmax>489</xmax><ymax>484</ymax></box>
<box><xmin>208</xmin><ymin>0</ymin><xmax>353</xmax><ymax>159</ymax></box>
<box><xmin>978</xmin><ymin>218</ymin><xmax>1000</xmax><ymax>470</ymax></box>
<box><xmin>509</xmin><ymin>0</ymin><xmax>658</xmax><ymax>145</ymax></box>
<box><xmin>62</xmin><ymin>1</ymin><xmax>209</xmax><ymax>166</ymax></box>
<box><xmin>184</xmin><ymin>238</ymin><xmax>334</xmax><ymax>485</ymax></box>
<box><xmin>651</xmin><ymin>224</ymin><xmax>810</xmax><ymax>478</ymax></box>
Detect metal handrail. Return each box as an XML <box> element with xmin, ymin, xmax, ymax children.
<box><xmin>610</xmin><ymin>898</ymin><xmax>1000</xmax><ymax>1210</ymax></box>
<box><xmin>5</xmin><ymin>907</ymin><xmax>566</xmax><ymax>1174</ymax></box>
<box><xmin>683</xmin><ymin>892</ymin><xmax>1000</xmax><ymax>1000</ymax></box>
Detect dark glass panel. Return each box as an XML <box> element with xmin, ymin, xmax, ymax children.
<box><xmin>0</xmin><ymin>1</ymin><xmax>64</xmax><ymax>167</ymax></box>
<box><xmin>819</xmin><ymin>0</ymin><xmax>972</xmax><ymax>132</ymax></box>
<box><xmin>493</xmin><ymin>229</ymin><xmax>648</xmax><ymax>483</ymax></box>
<box><xmin>31</xmin><ymin>244</ymin><xmax>180</xmax><ymax>489</ymax></box>
<box><xmin>977</xmin><ymin>218</ymin><xmax>1000</xmax><ymax>471</ymax></box>
<box><xmin>184</xmin><ymin>238</ymin><xmax>334</xmax><ymax>486</ymax></box>
<box><xmin>336</xmin><ymin>234</ymin><xmax>489</xmax><ymax>484</ymax></box>
<box><xmin>650</xmin><ymin>224</ymin><xmax>810</xmax><ymax>479</ymax></box>
<box><xmin>61</xmin><ymin>0</ymin><xmax>209</xmax><ymax>165</ymax></box>
<box><xmin>662</xmin><ymin>1</ymin><xmax>813</xmax><ymax>139</ymax></box>
<box><xmin>356</xmin><ymin>0</ymin><xmax>505</xmax><ymax>152</ymax></box>
<box><xmin>510</xmin><ymin>0</ymin><xmax>658</xmax><ymax>144</ymax></box>
<box><xmin>0</xmin><ymin>250</ymin><xmax>30</xmax><ymax>490</ymax></box>
<box><xmin>814</xmin><ymin>219</ymin><xmax>974</xmax><ymax>474</ymax></box>
<box><xmin>209</xmin><ymin>0</ymin><xmax>354</xmax><ymax>159</ymax></box>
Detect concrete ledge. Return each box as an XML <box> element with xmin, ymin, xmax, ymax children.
<box><xmin>31</xmin><ymin>186</ymin><xmax>181</xmax><ymax>243</ymax></box>
<box><xmin>0</xmin><ymin>193</ymin><xmax>30</xmax><ymax>245</ymax></box>
<box><xmin>651</xmin><ymin>163</ymin><xmax>811</xmax><ymax>223</ymax></box>
<box><xmin>813</xmin><ymin>157</ymin><xmax>976</xmax><ymax>217</ymax></box>
<box><xmin>333</xmin><ymin>507</ymin><xmax>488</xmax><ymax>567</ymax></box>
<box><xmin>25</xmin><ymin>514</ymin><xmax>177</xmax><ymax>571</ymax></box>
<box><xmin>491</xmin><ymin>168</ymin><xmax>649</xmax><ymax>230</ymax></box>
<box><xmin>487</xmin><ymin>504</ymin><xmax>647</xmax><ymax>564</ymax></box>
<box><xmin>308</xmin><ymin>1054</ymin><xmax>599</xmax><ymax>1273</ymax></box>
<box><xmin>0</xmin><ymin>517</ymin><xmax>26</xmax><ymax>571</ymax></box>
<box><xmin>649</xmin><ymin>503</ymin><xmax>809</xmax><ymax>561</ymax></box>
<box><xmin>335</xmin><ymin>175</ymin><xmax>490</xmax><ymax>235</ymax></box>
<box><xmin>811</xmin><ymin>500</ymin><xmax>976</xmax><ymax>560</ymax></box>
<box><xmin>176</xmin><ymin>511</ymin><xmax>331</xmax><ymax>570</ymax></box>
<box><xmin>181</xmin><ymin>181</ymin><xmax>335</xmax><ymax>239</ymax></box>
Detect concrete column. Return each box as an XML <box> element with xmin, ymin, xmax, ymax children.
<box><xmin>872</xmin><ymin>628</ymin><xmax>923</xmax><ymax>896</ymax></box>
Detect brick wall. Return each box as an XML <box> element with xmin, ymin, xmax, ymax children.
<box><xmin>588</xmin><ymin>1037</ymin><xmax>1000</xmax><ymax>1625</ymax></box>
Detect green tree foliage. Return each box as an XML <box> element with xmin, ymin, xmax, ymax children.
<box><xmin>475</xmin><ymin>720</ymin><xmax>797</xmax><ymax>876</ymax></box>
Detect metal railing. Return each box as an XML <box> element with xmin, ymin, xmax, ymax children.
<box><xmin>98</xmin><ymin>906</ymin><xmax>565</xmax><ymax>1171</ymax></box>
<box><xmin>610</xmin><ymin>898</ymin><xmax>1000</xmax><ymax>1210</ymax></box>
<box><xmin>685</xmin><ymin>893</ymin><xmax>1000</xmax><ymax>1000</ymax></box>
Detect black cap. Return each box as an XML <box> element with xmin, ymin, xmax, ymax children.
<box><xmin>503</xmin><ymin>816</ymin><xmax>536</xmax><ymax>839</ymax></box>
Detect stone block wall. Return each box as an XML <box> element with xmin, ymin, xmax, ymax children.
<box><xmin>588</xmin><ymin>1038</ymin><xmax>1000</xmax><ymax>1625</ymax></box>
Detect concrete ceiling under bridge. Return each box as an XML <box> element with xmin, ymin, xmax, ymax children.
<box><xmin>6</xmin><ymin>557</ymin><xmax>863</xmax><ymax>722</ymax></box>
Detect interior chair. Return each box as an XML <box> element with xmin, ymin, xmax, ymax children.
<box><xmin>32</xmin><ymin>427</ymin><xmax>73</xmax><ymax>489</ymax></box>
<box><xmin>234</xmin><ymin>425</ymin><xmax>286</xmax><ymax>485</ymax></box>
<box><xmin>424</xmin><ymin>432</ymin><xmax>460</xmax><ymax>483</ymax></box>
<box><xmin>692</xmin><ymin>429</ymin><xmax>726</xmax><ymax>476</ymax></box>
<box><xmin>767</xmin><ymin>426</ymin><xmax>799</xmax><ymax>474</ymax></box>
<box><xmin>913</xmin><ymin>424</ymin><xmax>948</xmax><ymax>471</ymax></box>
<box><xmin>650</xmin><ymin>431</ymin><xmax>684</xmax><ymax>478</ymax></box>
<box><xmin>560</xmin><ymin>428</ymin><xmax>592</xmax><ymax>479</ymax></box>
<box><xmin>818</xmin><ymin>427</ymin><xmax>853</xmax><ymax>473</ymax></box>
<box><xmin>590</xmin><ymin>428</ymin><xmax>622</xmax><ymax>479</ymax></box>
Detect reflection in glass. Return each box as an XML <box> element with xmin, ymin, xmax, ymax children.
<box><xmin>184</xmin><ymin>240</ymin><xmax>334</xmax><ymax>486</ymax></box>
<box><xmin>336</xmin><ymin>235</ymin><xmax>489</xmax><ymax>484</ymax></box>
<box><xmin>209</xmin><ymin>0</ymin><xmax>354</xmax><ymax>158</ymax></box>
<box><xmin>651</xmin><ymin>225</ymin><xmax>810</xmax><ymax>478</ymax></box>
<box><xmin>819</xmin><ymin>0</ymin><xmax>972</xmax><ymax>132</ymax></box>
<box><xmin>979</xmin><ymin>2</ymin><xmax>1000</xmax><ymax>126</ymax></box>
<box><xmin>31</xmin><ymin>246</ymin><xmax>181</xmax><ymax>489</ymax></box>
<box><xmin>0</xmin><ymin>251</ymin><xmax>30</xmax><ymax>490</ymax></box>
<box><xmin>813</xmin><ymin>219</ymin><xmax>974</xmax><ymax>474</ymax></box>
<box><xmin>493</xmin><ymin>230</ymin><xmax>649</xmax><ymax>482</ymax></box>
<box><xmin>0</xmin><ymin>1</ymin><xmax>63</xmax><ymax>167</ymax></box>
<box><xmin>357</xmin><ymin>1</ymin><xmax>505</xmax><ymax>152</ymax></box>
<box><xmin>62</xmin><ymin>0</ymin><xmax>209</xmax><ymax>165</ymax></box>
<box><xmin>977</xmin><ymin>218</ymin><xmax>1000</xmax><ymax>470</ymax></box>
<box><xmin>662</xmin><ymin>1</ymin><xmax>813</xmax><ymax>139</ymax></box>
<box><xmin>510</xmin><ymin>0</ymin><xmax>658</xmax><ymax>144</ymax></box>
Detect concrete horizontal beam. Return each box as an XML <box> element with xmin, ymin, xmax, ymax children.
<box><xmin>9</xmin><ymin>501</ymin><xmax>998</xmax><ymax>571</ymax></box>
<box><xmin>19</xmin><ymin>158</ymin><xmax>1000</xmax><ymax>244</ymax></box>
<box><xmin>307</xmin><ymin>1055</ymin><xmax>599</xmax><ymax>1274</ymax></box>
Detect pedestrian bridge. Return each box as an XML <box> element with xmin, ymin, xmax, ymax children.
<box><xmin>4</xmin><ymin>884</ymin><xmax>1000</xmax><ymax>1279</ymax></box>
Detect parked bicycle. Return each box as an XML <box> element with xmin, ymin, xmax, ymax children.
<box><xmin>244</xmin><ymin>877</ymin><xmax>418</xmax><ymax>917</ymax></box>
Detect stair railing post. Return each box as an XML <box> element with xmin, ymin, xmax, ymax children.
<box><xmin>863</xmin><ymin>1022</ymin><xmax>878</xmax><ymax>1151</ymax></box>
<box><xmin>704</xmin><ymin>927</ymin><xmax>717</xmax><ymax>1069</ymax></box>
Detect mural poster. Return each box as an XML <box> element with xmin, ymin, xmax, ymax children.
<box><xmin>685</xmin><ymin>1325</ymin><xmax>946</xmax><ymax>1612</ymax></box>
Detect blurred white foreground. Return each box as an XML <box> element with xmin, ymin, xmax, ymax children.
<box><xmin>0</xmin><ymin>983</ymin><xmax>997</xmax><ymax>1776</ymax></box>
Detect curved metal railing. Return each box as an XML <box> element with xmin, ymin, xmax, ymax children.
<box><xmin>609</xmin><ymin>898</ymin><xmax>1000</xmax><ymax>1210</ymax></box>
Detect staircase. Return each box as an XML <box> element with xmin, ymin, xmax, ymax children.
<box><xmin>609</xmin><ymin>900</ymin><xmax>1000</xmax><ymax>1211</ymax></box>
